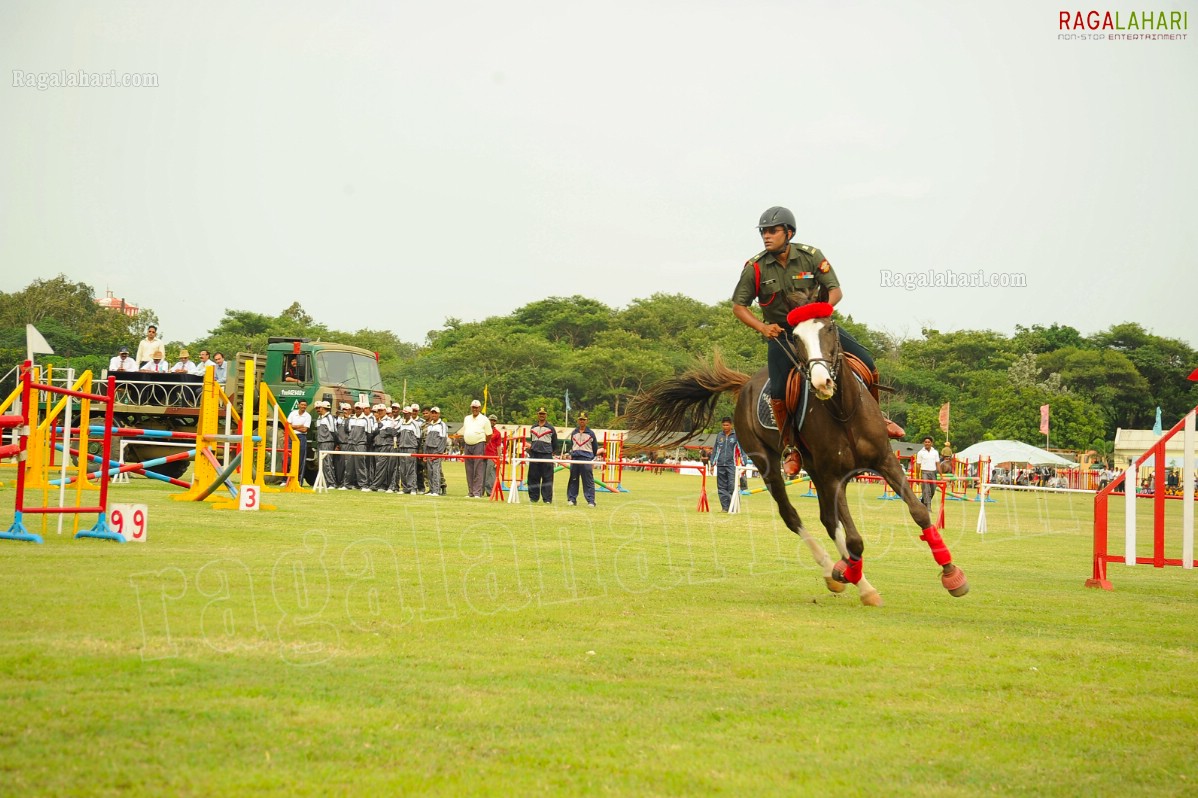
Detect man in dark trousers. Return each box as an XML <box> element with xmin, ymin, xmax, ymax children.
<box><xmin>566</xmin><ymin>412</ymin><xmax>599</xmax><ymax>507</ymax></box>
<box><xmin>526</xmin><ymin>407</ymin><xmax>559</xmax><ymax>503</ymax></box>
<box><xmin>711</xmin><ymin>416</ymin><xmax>741</xmax><ymax>512</ymax></box>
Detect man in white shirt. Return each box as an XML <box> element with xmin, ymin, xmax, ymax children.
<box><xmin>108</xmin><ymin>347</ymin><xmax>138</xmax><ymax>373</ymax></box>
<box><xmin>170</xmin><ymin>349</ymin><xmax>198</xmax><ymax>375</ymax></box>
<box><xmin>460</xmin><ymin>399</ymin><xmax>492</xmax><ymax>498</ymax></box>
<box><xmin>194</xmin><ymin>350</ymin><xmax>216</xmax><ymax>376</ymax></box>
<box><xmin>141</xmin><ymin>352</ymin><xmax>169</xmax><ymax>373</ymax></box>
<box><xmin>287</xmin><ymin>399</ymin><xmax>312</xmax><ymax>484</ymax></box>
<box><xmin>915</xmin><ymin>436</ymin><xmax>941</xmax><ymax>508</ymax></box>
<box><xmin>135</xmin><ymin>325</ymin><xmax>165</xmax><ymax>364</ymax></box>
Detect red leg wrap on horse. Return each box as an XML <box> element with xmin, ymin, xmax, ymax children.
<box><xmin>842</xmin><ymin>557</ymin><xmax>863</xmax><ymax>584</ymax></box>
<box><xmin>919</xmin><ymin>525</ymin><xmax>952</xmax><ymax>566</ymax></box>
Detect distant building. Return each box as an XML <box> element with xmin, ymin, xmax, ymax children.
<box><xmin>95</xmin><ymin>289</ymin><xmax>139</xmax><ymax>317</ymax></box>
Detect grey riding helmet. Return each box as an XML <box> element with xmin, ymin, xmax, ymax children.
<box><xmin>757</xmin><ymin>206</ymin><xmax>796</xmax><ymax>232</ymax></box>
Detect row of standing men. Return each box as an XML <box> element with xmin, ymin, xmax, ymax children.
<box><xmin>306</xmin><ymin>401</ymin><xmax>604</xmax><ymax>505</ymax></box>
<box><xmin>311</xmin><ymin>400</ymin><xmax>449</xmax><ymax>495</ymax></box>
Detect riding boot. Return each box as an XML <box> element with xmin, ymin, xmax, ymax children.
<box><xmin>770</xmin><ymin>398</ymin><xmax>803</xmax><ymax>477</ymax></box>
<box><xmin>868</xmin><ymin>369</ymin><xmax>906</xmax><ymax>440</ymax></box>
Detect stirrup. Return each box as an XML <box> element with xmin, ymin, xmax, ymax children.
<box><xmin>783</xmin><ymin>448</ymin><xmax>802</xmax><ymax>478</ymax></box>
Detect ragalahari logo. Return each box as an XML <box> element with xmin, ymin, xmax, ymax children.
<box><xmin>1059</xmin><ymin>9</ymin><xmax>1189</xmax><ymax>40</ymax></box>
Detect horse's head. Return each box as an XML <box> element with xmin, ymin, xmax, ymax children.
<box><xmin>785</xmin><ymin>301</ymin><xmax>840</xmax><ymax>401</ymax></box>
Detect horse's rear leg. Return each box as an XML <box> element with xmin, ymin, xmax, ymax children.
<box><xmin>759</xmin><ymin>465</ymin><xmax>844</xmax><ymax>593</ymax></box>
<box><xmin>877</xmin><ymin>457</ymin><xmax>969</xmax><ymax>597</ymax></box>
<box><xmin>825</xmin><ymin>487</ymin><xmax>882</xmax><ymax>607</ymax></box>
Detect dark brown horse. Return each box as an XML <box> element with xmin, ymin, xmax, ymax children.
<box><xmin>625</xmin><ymin>304</ymin><xmax>968</xmax><ymax>606</ymax></box>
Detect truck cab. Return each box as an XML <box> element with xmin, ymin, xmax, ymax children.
<box><xmin>257</xmin><ymin>338</ymin><xmax>391</xmax><ymax>415</ymax></box>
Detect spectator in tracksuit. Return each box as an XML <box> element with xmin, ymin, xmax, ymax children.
<box><xmin>711</xmin><ymin>416</ymin><xmax>741</xmax><ymax>512</ymax></box>
<box><xmin>423</xmin><ymin>407</ymin><xmax>449</xmax><ymax>496</ymax></box>
<box><xmin>333</xmin><ymin>403</ymin><xmax>351</xmax><ymax>488</ymax></box>
<box><xmin>314</xmin><ymin>401</ymin><xmax>339</xmax><ymax>488</ymax></box>
<box><xmin>370</xmin><ymin>406</ymin><xmax>399</xmax><ymax>492</ymax></box>
<box><xmin>566</xmin><ymin>413</ymin><xmax>599</xmax><ymax>507</ymax></box>
<box><xmin>526</xmin><ymin>407</ymin><xmax>559</xmax><ymax>503</ymax></box>
<box><xmin>396</xmin><ymin>406</ymin><xmax>421</xmax><ymax>494</ymax></box>
<box><xmin>410</xmin><ymin>403</ymin><xmax>427</xmax><ymax>493</ymax></box>
<box><xmin>361</xmin><ymin>405</ymin><xmax>382</xmax><ymax>489</ymax></box>
<box><xmin>345</xmin><ymin>402</ymin><xmax>371</xmax><ymax>490</ymax></box>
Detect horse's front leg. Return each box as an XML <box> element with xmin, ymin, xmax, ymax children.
<box><xmin>877</xmin><ymin>455</ymin><xmax>969</xmax><ymax>597</ymax></box>
<box><xmin>820</xmin><ymin>482</ymin><xmax>883</xmax><ymax>606</ymax></box>
<box><xmin>752</xmin><ymin>450</ymin><xmax>844</xmax><ymax>594</ymax></box>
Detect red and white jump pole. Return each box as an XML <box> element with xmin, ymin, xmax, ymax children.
<box><xmin>1088</xmin><ymin>405</ymin><xmax>1197</xmax><ymax>589</ymax></box>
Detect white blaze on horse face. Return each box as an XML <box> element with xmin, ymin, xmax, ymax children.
<box><xmin>795</xmin><ymin>319</ymin><xmax>835</xmax><ymax>399</ymax></box>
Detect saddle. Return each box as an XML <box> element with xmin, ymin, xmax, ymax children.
<box><xmin>757</xmin><ymin>353</ymin><xmax>879</xmax><ymax>428</ymax></box>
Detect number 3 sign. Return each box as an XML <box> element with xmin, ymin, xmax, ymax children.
<box><xmin>238</xmin><ymin>484</ymin><xmax>260</xmax><ymax>512</ymax></box>
<box><xmin>109</xmin><ymin>504</ymin><xmax>148</xmax><ymax>542</ymax></box>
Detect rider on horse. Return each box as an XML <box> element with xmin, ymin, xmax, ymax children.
<box><xmin>731</xmin><ymin>206</ymin><xmax>904</xmax><ymax>475</ymax></box>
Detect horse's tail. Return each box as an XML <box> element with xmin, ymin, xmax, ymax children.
<box><xmin>624</xmin><ymin>354</ymin><xmax>751</xmax><ymax>448</ymax></box>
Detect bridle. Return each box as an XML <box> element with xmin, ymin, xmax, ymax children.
<box><xmin>781</xmin><ymin>318</ymin><xmax>842</xmax><ymax>386</ymax></box>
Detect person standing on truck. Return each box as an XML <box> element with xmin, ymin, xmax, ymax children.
<box><xmin>135</xmin><ymin>325</ymin><xmax>165</xmax><ymax>365</ymax></box>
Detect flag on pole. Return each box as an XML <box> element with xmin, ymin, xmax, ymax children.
<box><xmin>26</xmin><ymin>324</ymin><xmax>54</xmax><ymax>362</ymax></box>
<box><xmin>564</xmin><ymin>389</ymin><xmax>571</xmax><ymax>413</ymax></box>
<box><xmin>1039</xmin><ymin>404</ymin><xmax>1050</xmax><ymax>436</ymax></box>
<box><xmin>1152</xmin><ymin>406</ymin><xmax>1162</xmax><ymax>437</ymax></box>
<box><xmin>482</xmin><ymin>384</ymin><xmax>490</xmax><ymax>413</ymax></box>
<box><xmin>938</xmin><ymin>402</ymin><xmax>950</xmax><ymax>433</ymax></box>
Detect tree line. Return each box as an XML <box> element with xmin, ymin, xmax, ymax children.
<box><xmin>4</xmin><ymin>275</ymin><xmax>1195</xmax><ymax>453</ymax></box>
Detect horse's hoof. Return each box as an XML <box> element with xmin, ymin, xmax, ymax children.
<box><xmin>941</xmin><ymin>565</ymin><xmax>969</xmax><ymax>597</ymax></box>
<box><xmin>824</xmin><ymin>576</ymin><xmax>847</xmax><ymax>594</ymax></box>
<box><xmin>859</xmin><ymin>589</ymin><xmax>884</xmax><ymax>607</ymax></box>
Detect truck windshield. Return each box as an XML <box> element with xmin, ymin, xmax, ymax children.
<box><xmin>315</xmin><ymin>351</ymin><xmax>383</xmax><ymax>390</ymax></box>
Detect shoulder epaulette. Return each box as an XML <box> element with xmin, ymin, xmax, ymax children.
<box><xmin>744</xmin><ymin>249</ymin><xmax>769</xmax><ymax>268</ymax></box>
<box><xmin>794</xmin><ymin>242</ymin><xmax>817</xmax><ymax>255</ymax></box>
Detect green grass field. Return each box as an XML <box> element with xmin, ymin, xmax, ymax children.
<box><xmin>1</xmin><ymin>472</ymin><xmax>1195</xmax><ymax>796</ymax></box>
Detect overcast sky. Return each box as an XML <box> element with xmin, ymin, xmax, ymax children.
<box><xmin>3</xmin><ymin>1</ymin><xmax>1196</xmax><ymax>349</ymax></box>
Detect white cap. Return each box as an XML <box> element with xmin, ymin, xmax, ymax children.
<box><xmin>339</xmin><ymin>402</ymin><xmax>351</xmax><ymax>410</ymax></box>
<box><xmin>430</xmin><ymin>406</ymin><xmax>440</xmax><ymax>413</ymax></box>
<box><xmin>403</xmin><ymin>405</ymin><xmax>412</xmax><ymax>413</ymax></box>
<box><xmin>470</xmin><ymin>399</ymin><xmax>481</xmax><ymax>407</ymax></box>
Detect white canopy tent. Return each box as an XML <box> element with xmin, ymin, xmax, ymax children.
<box><xmin>955</xmin><ymin>440</ymin><xmax>1076</xmax><ymax>467</ymax></box>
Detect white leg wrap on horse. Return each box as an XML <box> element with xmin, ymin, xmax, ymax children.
<box><xmin>797</xmin><ymin>524</ymin><xmax>834</xmax><ymax>574</ymax></box>
<box><xmin>833</xmin><ymin>523</ymin><xmax>850</xmax><ymax>560</ymax></box>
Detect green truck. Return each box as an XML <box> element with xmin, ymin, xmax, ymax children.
<box><xmin>109</xmin><ymin>337</ymin><xmax>392</xmax><ymax>483</ymax></box>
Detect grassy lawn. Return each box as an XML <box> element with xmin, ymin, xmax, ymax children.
<box><xmin>0</xmin><ymin>472</ymin><xmax>1195</xmax><ymax>796</ymax></box>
